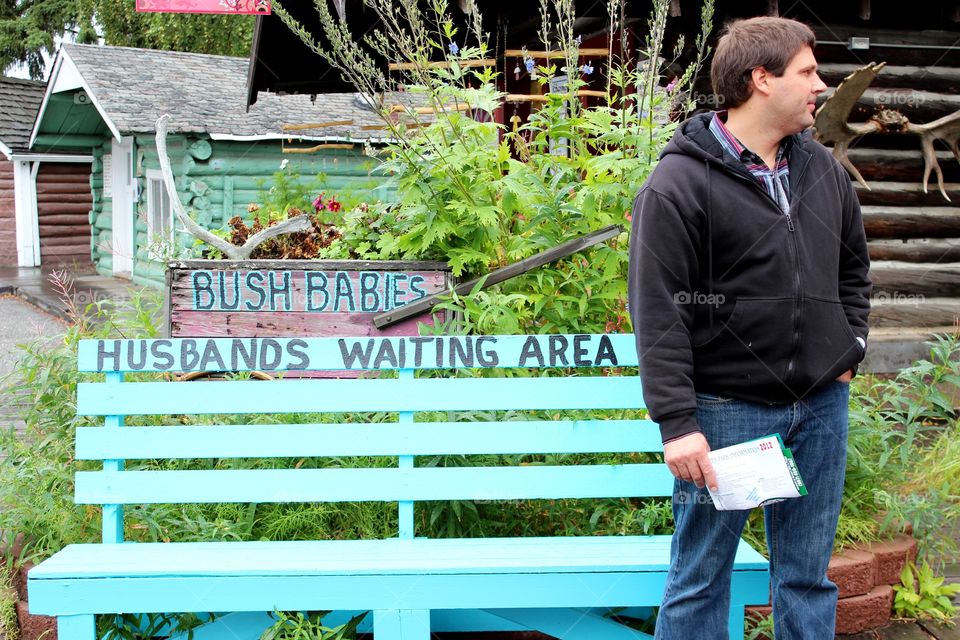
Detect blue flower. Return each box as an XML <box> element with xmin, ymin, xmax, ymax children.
<box><xmin>448</xmin><ymin>42</ymin><xmax>459</xmax><ymax>55</ymax></box>
<box><xmin>525</xmin><ymin>58</ymin><xmax>535</xmax><ymax>72</ymax></box>
<box><xmin>580</xmin><ymin>62</ymin><xmax>594</xmax><ymax>75</ymax></box>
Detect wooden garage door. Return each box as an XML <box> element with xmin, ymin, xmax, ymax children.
<box><xmin>0</xmin><ymin>159</ymin><xmax>15</xmax><ymax>265</ymax></box>
<box><xmin>36</xmin><ymin>162</ymin><xmax>93</xmax><ymax>268</ymax></box>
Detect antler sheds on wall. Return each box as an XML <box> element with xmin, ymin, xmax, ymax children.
<box><xmin>813</xmin><ymin>62</ymin><xmax>960</xmax><ymax>201</ymax></box>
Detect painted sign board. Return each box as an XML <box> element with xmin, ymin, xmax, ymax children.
<box><xmin>80</xmin><ymin>334</ymin><xmax>636</xmax><ymax>372</ymax></box>
<box><xmin>166</xmin><ymin>260</ymin><xmax>452</xmax><ymax>340</ymax></box>
<box><xmin>136</xmin><ymin>0</ymin><xmax>270</xmax><ymax>14</ymax></box>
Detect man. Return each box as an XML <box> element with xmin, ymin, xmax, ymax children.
<box><xmin>627</xmin><ymin>17</ymin><xmax>871</xmax><ymax>639</ymax></box>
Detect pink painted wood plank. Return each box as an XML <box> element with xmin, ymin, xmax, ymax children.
<box><xmin>171</xmin><ymin>310</ymin><xmax>439</xmax><ymax>338</ymax></box>
<box><xmin>136</xmin><ymin>0</ymin><xmax>269</xmax><ymax>14</ymax></box>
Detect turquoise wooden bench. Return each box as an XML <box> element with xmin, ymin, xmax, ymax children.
<box><xmin>28</xmin><ymin>334</ymin><xmax>769</xmax><ymax>639</ymax></box>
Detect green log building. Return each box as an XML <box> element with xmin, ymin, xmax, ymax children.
<box><xmin>30</xmin><ymin>44</ymin><xmax>392</xmax><ymax>287</ymax></box>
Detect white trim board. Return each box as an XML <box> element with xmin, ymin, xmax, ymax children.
<box><xmin>9</xmin><ymin>153</ymin><xmax>93</xmax><ymax>163</ymax></box>
<box><xmin>13</xmin><ymin>159</ymin><xmax>39</xmax><ymax>267</ymax></box>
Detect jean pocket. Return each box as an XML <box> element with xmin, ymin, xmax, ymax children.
<box><xmin>695</xmin><ymin>391</ymin><xmax>732</xmax><ymax>403</ymax></box>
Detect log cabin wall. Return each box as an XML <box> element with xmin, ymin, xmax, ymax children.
<box><xmin>36</xmin><ymin>162</ymin><xmax>93</xmax><ymax>268</ymax></box>
<box><xmin>809</xmin><ymin>21</ymin><xmax>960</xmax><ymax>330</ymax></box>
<box><xmin>0</xmin><ymin>159</ymin><xmax>15</xmax><ymax>265</ymax></box>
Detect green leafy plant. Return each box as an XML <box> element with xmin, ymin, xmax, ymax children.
<box><xmin>744</xmin><ymin>612</ymin><xmax>774</xmax><ymax>640</ymax></box>
<box><xmin>274</xmin><ymin>0</ymin><xmax>715</xmax><ymax>335</ymax></box>
<box><xmin>98</xmin><ymin>612</ymin><xmax>211</xmax><ymax>640</ymax></box>
<box><xmin>261</xmin><ymin>611</ymin><xmax>367</xmax><ymax>640</ymax></box>
<box><xmin>892</xmin><ymin>560</ymin><xmax>960</xmax><ymax>621</ymax></box>
<box><xmin>0</xmin><ymin>564</ymin><xmax>18</xmax><ymax>640</ymax></box>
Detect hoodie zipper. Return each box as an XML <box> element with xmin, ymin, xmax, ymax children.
<box><xmin>723</xmin><ymin>160</ymin><xmax>810</xmax><ymax>384</ymax></box>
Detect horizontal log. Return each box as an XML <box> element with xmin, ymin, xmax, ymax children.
<box><xmin>855</xmin><ymin>181</ymin><xmax>960</xmax><ymax>206</ymax></box>
<box><xmin>35</xmin><ymin>183</ymin><xmax>93</xmax><ymax>197</ymax></box>
<box><xmin>35</xmin><ymin>193</ymin><xmax>93</xmax><ymax>205</ymax></box>
<box><xmin>37</xmin><ymin>169</ymin><xmax>91</xmax><ymax>181</ymax></box>
<box><xmin>870</xmin><ymin>260</ymin><xmax>960</xmax><ymax>297</ymax></box>
<box><xmin>862</xmin><ymin>206</ymin><xmax>960</xmax><ymax>238</ymax></box>
<box><xmin>40</xmin><ymin>235</ymin><xmax>94</xmax><ymax>247</ymax></box>
<box><xmin>870</xmin><ymin>296</ymin><xmax>960</xmax><ymax>328</ymax></box>
<box><xmin>38</xmin><ymin>214</ymin><xmax>90</xmax><ymax>226</ymax></box>
<box><xmin>869</xmin><ymin>238</ymin><xmax>960</xmax><ymax>262</ymax></box>
<box><xmin>818</xmin><ymin>63</ymin><xmax>960</xmax><ymax>94</ymax></box>
<box><xmin>39</xmin><ymin>224</ymin><xmax>89</xmax><ymax>238</ymax></box>
<box><xmin>846</xmin><ymin>148</ymin><xmax>960</xmax><ymax>183</ymax></box>
<box><xmin>817</xmin><ymin>87</ymin><xmax>960</xmax><ymax>122</ymax></box>
<box><xmin>182</xmin><ymin>155</ymin><xmax>380</xmax><ymax>177</ymax></box>
<box><xmin>40</xmin><ymin>244</ymin><xmax>91</xmax><ymax>256</ymax></box>
<box><xmin>812</xmin><ymin>24</ymin><xmax>960</xmax><ymax>66</ymax></box>
<box><xmin>37</xmin><ymin>202</ymin><xmax>94</xmax><ymax>215</ymax></box>
<box><xmin>187</xmin><ymin>139</ymin><xmax>213</xmax><ymax>161</ymax></box>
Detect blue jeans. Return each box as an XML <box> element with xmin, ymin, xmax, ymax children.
<box><xmin>654</xmin><ymin>381</ymin><xmax>850</xmax><ymax>640</ymax></box>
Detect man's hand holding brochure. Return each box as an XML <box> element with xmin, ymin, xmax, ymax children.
<box><xmin>705</xmin><ymin>434</ymin><xmax>807</xmax><ymax>511</ymax></box>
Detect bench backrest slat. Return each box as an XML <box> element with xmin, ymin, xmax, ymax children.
<box><xmin>77</xmin><ymin>376</ymin><xmax>646</xmax><ymax>416</ymax></box>
<box><xmin>75</xmin><ymin>465</ymin><xmax>674</xmax><ymax>504</ymax></box>
<box><xmin>75</xmin><ymin>420</ymin><xmax>663</xmax><ymax>459</ymax></box>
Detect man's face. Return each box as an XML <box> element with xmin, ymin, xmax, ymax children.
<box><xmin>764</xmin><ymin>46</ymin><xmax>827</xmax><ymax>134</ymax></box>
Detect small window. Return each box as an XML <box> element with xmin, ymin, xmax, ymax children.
<box><xmin>145</xmin><ymin>170</ymin><xmax>173</xmax><ymax>259</ymax></box>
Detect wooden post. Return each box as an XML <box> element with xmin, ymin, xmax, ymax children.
<box><xmin>669</xmin><ymin>0</ymin><xmax>681</xmax><ymax>17</ymax></box>
<box><xmin>223</xmin><ymin>175</ymin><xmax>235</xmax><ymax>224</ymax></box>
<box><xmin>767</xmin><ymin>0</ymin><xmax>779</xmax><ymax>16</ymax></box>
<box><xmin>859</xmin><ymin>0</ymin><xmax>871</xmax><ymax>20</ymax></box>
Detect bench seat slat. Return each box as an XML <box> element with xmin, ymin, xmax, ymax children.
<box><xmin>75</xmin><ymin>465</ymin><xmax>674</xmax><ymax>504</ymax></box>
<box><xmin>75</xmin><ymin>420</ymin><xmax>663</xmax><ymax>459</ymax></box>
<box><xmin>28</xmin><ymin>537</ymin><xmax>767</xmax><ymax>579</ymax></box>
<box><xmin>28</xmin><ymin>572</ymin><xmax>680</xmax><ymax>615</ymax></box>
<box><xmin>76</xmin><ymin>377</ymin><xmax>645</xmax><ymax>416</ymax></box>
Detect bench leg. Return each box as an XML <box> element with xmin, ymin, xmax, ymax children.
<box><xmin>728</xmin><ymin>603</ymin><xmax>746</xmax><ymax>639</ymax></box>
<box><xmin>373</xmin><ymin>609</ymin><xmax>430</xmax><ymax>639</ymax></box>
<box><xmin>57</xmin><ymin>615</ymin><xmax>95</xmax><ymax>640</ymax></box>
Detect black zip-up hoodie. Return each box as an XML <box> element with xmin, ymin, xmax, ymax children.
<box><xmin>628</xmin><ymin>113</ymin><xmax>872</xmax><ymax>443</ymax></box>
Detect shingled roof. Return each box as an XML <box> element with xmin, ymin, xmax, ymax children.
<box><xmin>59</xmin><ymin>43</ymin><xmax>387</xmax><ymax>142</ymax></box>
<box><xmin>0</xmin><ymin>77</ymin><xmax>45</xmax><ymax>156</ymax></box>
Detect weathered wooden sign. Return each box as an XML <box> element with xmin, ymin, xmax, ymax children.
<box><xmin>166</xmin><ymin>260</ymin><xmax>452</xmax><ymax>339</ymax></box>
<box><xmin>80</xmin><ymin>334</ymin><xmax>638</xmax><ymax>372</ymax></box>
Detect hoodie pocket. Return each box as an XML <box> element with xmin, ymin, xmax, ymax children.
<box><xmin>693</xmin><ymin>297</ymin><xmax>795</xmax><ymax>387</ymax></box>
<box><xmin>792</xmin><ymin>298</ymin><xmax>862</xmax><ymax>390</ymax></box>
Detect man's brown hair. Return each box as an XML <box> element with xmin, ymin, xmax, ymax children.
<box><xmin>710</xmin><ymin>17</ymin><xmax>816</xmax><ymax>109</ymax></box>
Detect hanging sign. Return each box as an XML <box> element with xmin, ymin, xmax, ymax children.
<box><xmin>135</xmin><ymin>0</ymin><xmax>270</xmax><ymax>15</ymax></box>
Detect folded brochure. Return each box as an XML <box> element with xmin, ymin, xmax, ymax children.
<box><xmin>706</xmin><ymin>434</ymin><xmax>807</xmax><ymax>511</ymax></box>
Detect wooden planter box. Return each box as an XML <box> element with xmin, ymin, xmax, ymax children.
<box><xmin>165</xmin><ymin>259</ymin><xmax>453</xmax><ymax>339</ymax></box>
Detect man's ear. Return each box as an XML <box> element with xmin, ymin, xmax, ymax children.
<box><xmin>750</xmin><ymin>66</ymin><xmax>773</xmax><ymax>98</ymax></box>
